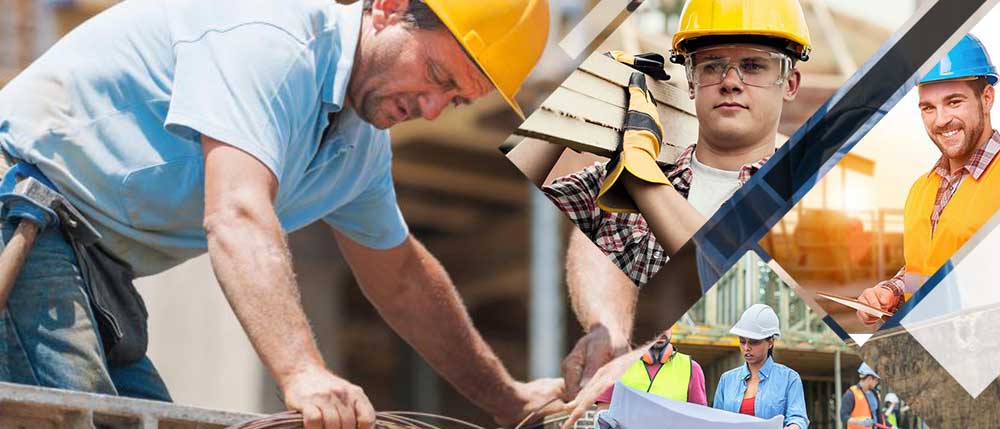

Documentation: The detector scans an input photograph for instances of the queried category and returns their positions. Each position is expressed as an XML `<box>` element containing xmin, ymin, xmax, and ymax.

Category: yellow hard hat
<box><xmin>424</xmin><ymin>0</ymin><xmax>550</xmax><ymax>119</ymax></box>
<box><xmin>671</xmin><ymin>0</ymin><xmax>812</xmax><ymax>63</ymax></box>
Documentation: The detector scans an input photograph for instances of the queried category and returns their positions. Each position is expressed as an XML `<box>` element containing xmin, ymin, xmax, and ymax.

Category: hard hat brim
<box><xmin>729</xmin><ymin>327</ymin><xmax>777</xmax><ymax>340</ymax></box>
<box><xmin>918</xmin><ymin>74</ymin><xmax>999</xmax><ymax>87</ymax></box>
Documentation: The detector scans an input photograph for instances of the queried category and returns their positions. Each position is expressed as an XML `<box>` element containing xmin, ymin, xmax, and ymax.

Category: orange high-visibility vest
<box><xmin>847</xmin><ymin>385</ymin><xmax>873</xmax><ymax>429</ymax></box>
<box><xmin>903</xmin><ymin>155</ymin><xmax>1000</xmax><ymax>284</ymax></box>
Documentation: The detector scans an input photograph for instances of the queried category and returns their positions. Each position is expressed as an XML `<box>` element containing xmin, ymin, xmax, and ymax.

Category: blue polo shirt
<box><xmin>713</xmin><ymin>356</ymin><xmax>810</xmax><ymax>428</ymax></box>
<box><xmin>0</xmin><ymin>0</ymin><xmax>408</xmax><ymax>276</ymax></box>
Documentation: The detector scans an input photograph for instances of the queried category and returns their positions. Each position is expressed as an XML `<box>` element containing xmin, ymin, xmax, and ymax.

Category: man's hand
<box><xmin>857</xmin><ymin>285</ymin><xmax>900</xmax><ymax>325</ymax></box>
<box><xmin>281</xmin><ymin>365</ymin><xmax>376</xmax><ymax>429</ymax></box>
<box><xmin>495</xmin><ymin>378</ymin><xmax>566</xmax><ymax>427</ymax></box>
<box><xmin>561</xmin><ymin>347</ymin><xmax>646</xmax><ymax>429</ymax></box>
<box><xmin>561</xmin><ymin>325</ymin><xmax>630</xmax><ymax>400</ymax></box>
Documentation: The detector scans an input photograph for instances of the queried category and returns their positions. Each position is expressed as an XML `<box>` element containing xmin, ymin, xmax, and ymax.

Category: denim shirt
<box><xmin>713</xmin><ymin>357</ymin><xmax>809</xmax><ymax>428</ymax></box>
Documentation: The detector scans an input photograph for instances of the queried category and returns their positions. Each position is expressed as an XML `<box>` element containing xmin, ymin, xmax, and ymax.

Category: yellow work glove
<box><xmin>596</xmin><ymin>72</ymin><xmax>672</xmax><ymax>213</ymax></box>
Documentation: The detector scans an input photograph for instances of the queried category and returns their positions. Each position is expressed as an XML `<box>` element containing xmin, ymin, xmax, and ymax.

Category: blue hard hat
<box><xmin>858</xmin><ymin>362</ymin><xmax>879</xmax><ymax>378</ymax></box>
<box><xmin>920</xmin><ymin>34</ymin><xmax>999</xmax><ymax>86</ymax></box>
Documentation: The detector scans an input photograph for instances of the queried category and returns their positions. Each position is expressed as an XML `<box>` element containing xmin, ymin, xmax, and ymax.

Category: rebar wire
<box><xmin>512</xmin><ymin>398</ymin><xmax>560</xmax><ymax>429</ymax></box>
<box><xmin>227</xmin><ymin>410</ymin><xmax>498</xmax><ymax>429</ymax></box>
<box><xmin>225</xmin><ymin>395</ymin><xmax>566</xmax><ymax>429</ymax></box>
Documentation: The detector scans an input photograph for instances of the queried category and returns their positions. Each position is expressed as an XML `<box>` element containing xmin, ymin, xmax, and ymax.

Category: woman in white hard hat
<box><xmin>713</xmin><ymin>304</ymin><xmax>809</xmax><ymax>429</ymax></box>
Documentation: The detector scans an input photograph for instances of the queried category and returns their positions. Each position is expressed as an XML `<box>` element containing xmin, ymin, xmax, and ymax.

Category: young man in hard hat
<box><xmin>593</xmin><ymin>327</ymin><xmax>707</xmax><ymax>407</ymax></box>
<box><xmin>713</xmin><ymin>304</ymin><xmax>808</xmax><ymax>429</ymax></box>
<box><xmin>840</xmin><ymin>363</ymin><xmax>882</xmax><ymax>429</ymax></box>
<box><xmin>856</xmin><ymin>34</ymin><xmax>1000</xmax><ymax>325</ymax></box>
<box><xmin>0</xmin><ymin>1</ymin><xmax>558</xmax><ymax>427</ymax></box>
<box><xmin>509</xmin><ymin>0</ymin><xmax>811</xmax><ymax>419</ymax></box>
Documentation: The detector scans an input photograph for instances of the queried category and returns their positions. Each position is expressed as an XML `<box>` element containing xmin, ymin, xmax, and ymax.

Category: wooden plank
<box><xmin>514</xmin><ymin>109</ymin><xmax>620</xmax><ymax>157</ymax></box>
<box><xmin>577</xmin><ymin>54</ymin><xmax>696</xmax><ymax>115</ymax></box>
<box><xmin>516</xmin><ymin>51</ymin><xmax>701</xmax><ymax>159</ymax></box>
<box><xmin>519</xmin><ymin>87</ymin><xmax>698</xmax><ymax>159</ymax></box>
<box><xmin>546</xmin><ymin>86</ymin><xmax>699</xmax><ymax>149</ymax></box>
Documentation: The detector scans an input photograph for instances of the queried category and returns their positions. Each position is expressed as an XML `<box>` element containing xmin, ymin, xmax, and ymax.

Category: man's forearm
<box><xmin>506</xmin><ymin>139</ymin><xmax>566</xmax><ymax>188</ymax></box>
<box><xmin>623</xmin><ymin>176</ymin><xmax>706</xmax><ymax>255</ymax></box>
<box><xmin>566</xmin><ymin>228</ymin><xmax>636</xmax><ymax>339</ymax></box>
<box><xmin>356</xmin><ymin>238</ymin><xmax>521</xmax><ymax>418</ymax></box>
<box><xmin>205</xmin><ymin>208</ymin><xmax>325</xmax><ymax>386</ymax></box>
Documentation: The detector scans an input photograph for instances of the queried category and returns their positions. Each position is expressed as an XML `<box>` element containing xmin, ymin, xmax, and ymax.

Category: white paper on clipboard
<box><xmin>603</xmin><ymin>382</ymin><xmax>783</xmax><ymax>429</ymax></box>
<box><xmin>814</xmin><ymin>291</ymin><xmax>894</xmax><ymax>319</ymax></box>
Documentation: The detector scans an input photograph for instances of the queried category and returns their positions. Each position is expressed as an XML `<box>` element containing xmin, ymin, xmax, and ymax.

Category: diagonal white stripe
<box><xmin>558</xmin><ymin>0</ymin><xmax>638</xmax><ymax>60</ymax></box>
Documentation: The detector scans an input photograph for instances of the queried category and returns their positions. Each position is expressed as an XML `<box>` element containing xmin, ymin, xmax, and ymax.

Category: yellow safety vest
<box><xmin>619</xmin><ymin>351</ymin><xmax>691</xmax><ymax>401</ymax></box>
<box><xmin>886</xmin><ymin>409</ymin><xmax>898</xmax><ymax>427</ymax></box>
<box><xmin>903</xmin><ymin>155</ymin><xmax>1000</xmax><ymax>292</ymax></box>
<box><xmin>847</xmin><ymin>385</ymin><xmax>873</xmax><ymax>429</ymax></box>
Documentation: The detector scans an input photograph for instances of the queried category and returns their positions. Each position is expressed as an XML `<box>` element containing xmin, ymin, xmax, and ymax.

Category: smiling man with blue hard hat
<box><xmin>0</xmin><ymin>0</ymin><xmax>560</xmax><ymax>428</ymax></box>
<box><xmin>857</xmin><ymin>33</ymin><xmax>1000</xmax><ymax>325</ymax></box>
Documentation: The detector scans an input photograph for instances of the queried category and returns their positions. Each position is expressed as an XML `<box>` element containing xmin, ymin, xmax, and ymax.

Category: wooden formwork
<box><xmin>0</xmin><ymin>382</ymin><xmax>260</xmax><ymax>429</ymax></box>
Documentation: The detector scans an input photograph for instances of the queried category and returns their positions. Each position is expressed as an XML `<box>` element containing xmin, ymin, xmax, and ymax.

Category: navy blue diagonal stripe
<box><xmin>634</xmin><ymin>0</ymin><xmax>998</xmax><ymax>338</ymax></box>
<box><xmin>682</xmin><ymin>0</ymin><xmax>998</xmax><ymax>289</ymax></box>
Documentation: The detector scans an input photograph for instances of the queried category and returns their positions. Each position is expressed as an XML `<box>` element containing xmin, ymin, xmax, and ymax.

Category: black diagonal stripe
<box><xmin>624</xmin><ymin>110</ymin><xmax>663</xmax><ymax>144</ymax></box>
<box><xmin>696</xmin><ymin>0</ymin><xmax>996</xmax><ymax>286</ymax></box>
<box><xmin>636</xmin><ymin>0</ymin><xmax>996</xmax><ymax>339</ymax></box>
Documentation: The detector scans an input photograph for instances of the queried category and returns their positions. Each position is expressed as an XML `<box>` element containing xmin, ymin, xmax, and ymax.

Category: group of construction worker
<box><xmin>591</xmin><ymin>304</ymin><xmax>914</xmax><ymax>429</ymax></box>
<box><xmin>2</xmin><ymin>0</ymin><xmax>999</xmax><ymax>426</ymax></box>
<box><xmin>841</xmin><ymin>363</ymin><xmax>908</xmax><ymax>429</ymax></box>
<box><xmin>518</xmin><ymin>0</ymin><xmax>1000</xmax><ymax>424</ymax></box>
<box><xmin>511</xmin><ymin>0</ymin><xmax>816</xmax><ymax>424</ymax></box>
<box><xmin>590</xmin><ymin>304</ymin><xmax>808</xmax><ymax>428</ymax></box>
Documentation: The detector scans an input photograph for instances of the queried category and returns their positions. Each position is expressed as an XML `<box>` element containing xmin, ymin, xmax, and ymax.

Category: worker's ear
<box><xmin>370</xmin><ymin>0</ymin><xmax>411</xmax><ymax>31</ymax></box>
<box><xmin>982</xmin><ymin>83</ymin><xmax>995</xmax><ymax>112</ymax></box>
<box><xmin>783</xmin><ymin>68</ymin><xmax>801</xmax><ymax>102</ymax></box>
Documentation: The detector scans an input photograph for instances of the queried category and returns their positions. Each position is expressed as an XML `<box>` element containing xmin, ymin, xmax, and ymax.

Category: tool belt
<box><xmin>0</xmin><ymin>151</ymin><xmax>149</xmax><ymax>366</ymax></box>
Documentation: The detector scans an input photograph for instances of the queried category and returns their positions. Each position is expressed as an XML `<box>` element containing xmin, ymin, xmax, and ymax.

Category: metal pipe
<box><xmin>835</xmin><ymin>350</ymin><xmax>843</xmax><ymax>429</ymax></box>
<box><xmin>529</xmin><ymin>186</ymin><xmax>565</xmax><ymax>379</ymax></box>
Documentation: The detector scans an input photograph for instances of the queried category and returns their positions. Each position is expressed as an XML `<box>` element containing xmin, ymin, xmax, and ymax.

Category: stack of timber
<box><xmin>513</xmin><ymin>52</ymin><xmax>698</xmax><ymax>163</ymax></box>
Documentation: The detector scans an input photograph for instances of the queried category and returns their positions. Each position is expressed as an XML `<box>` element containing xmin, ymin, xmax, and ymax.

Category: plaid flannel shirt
<box><xmin>543</xmin><ymin>144</ymin><xmax>768</xmax><ymax>286</ymax></box>
<box><xmin>879</xmin><ymin>130</ymin><xmax>1000</xmax><ymax>302</ymax></box>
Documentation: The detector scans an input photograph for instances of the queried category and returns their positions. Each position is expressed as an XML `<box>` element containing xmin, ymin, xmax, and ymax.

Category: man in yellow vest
<box><xmin>857</xmin><ymin>33</ymin><xmax>1000</xmax><ymax>324</ymax></box>
<box><xmin>882</xmin><ymin>393</ymin><xmax>901</xmax><ymax>429</ymax></box>
<box><xmin>840</xmin><ymin>363</ymin><xmax>881</xmax><ymax>429</ymax></box>
<box><xmin>593</xmin><ymin>328</ymin><xmax>707</xmax><ymax>406</ymax></box>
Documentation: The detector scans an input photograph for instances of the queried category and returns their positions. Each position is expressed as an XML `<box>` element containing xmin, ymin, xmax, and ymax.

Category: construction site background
<box><xmin>0</xmin><ymin>1</ymin><xmax>931</xmax><ymax>428</ymax></box>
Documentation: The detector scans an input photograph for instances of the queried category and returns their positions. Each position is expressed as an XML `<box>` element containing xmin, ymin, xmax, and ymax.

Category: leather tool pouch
<box><xmin>70</xmin><ymin>235</ymin><xmax>150</xmax><ymax>366</ymax></box>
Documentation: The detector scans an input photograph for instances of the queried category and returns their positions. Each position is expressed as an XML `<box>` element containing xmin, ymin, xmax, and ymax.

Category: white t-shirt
<box><xmin>687</xmin><ymin>152</ymin><xmax>742</xmax><ymax>217</ymax></box>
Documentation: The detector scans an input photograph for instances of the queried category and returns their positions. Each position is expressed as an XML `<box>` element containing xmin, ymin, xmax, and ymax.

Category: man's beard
<box><xmin>933</xmin><ymin>102</ymin><xmax>986</xmax><ymax>163</ymax></box>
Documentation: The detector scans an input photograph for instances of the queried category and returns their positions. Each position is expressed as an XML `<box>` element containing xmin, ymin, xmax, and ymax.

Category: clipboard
<box><xmin>814</xmin><ymin>291</ymin><xmax>894</xmax><ymax>319</ymax></box>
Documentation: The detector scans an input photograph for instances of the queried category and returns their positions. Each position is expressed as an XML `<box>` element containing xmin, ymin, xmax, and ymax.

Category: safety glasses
<box><xmin>685</xmin><ymin>46</ymin><xmax>793</xmax><ymax>88</ymax></box>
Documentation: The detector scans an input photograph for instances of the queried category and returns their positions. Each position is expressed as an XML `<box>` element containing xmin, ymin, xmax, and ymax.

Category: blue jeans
<box><xmin>0</xmin><ymin>223</ymin><xmax>171</xmax><ymax>401</ymax></box>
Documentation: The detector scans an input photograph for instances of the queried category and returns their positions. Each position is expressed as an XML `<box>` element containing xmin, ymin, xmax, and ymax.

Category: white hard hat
<box><xmin>859</xmin><ymin>362</ymin><xmax>880</xmax><ymax>378</ymax></box>
<box><xmin>885</xmin><ymin>393</ymin><xmax>899</xmax><ymax>404</ymax></box>
<box><xmin>730</xmin><ymin>304</ymin><xmax>781</xmax><ymax>340</ymax></box>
